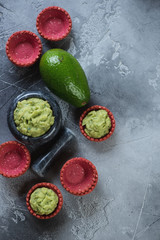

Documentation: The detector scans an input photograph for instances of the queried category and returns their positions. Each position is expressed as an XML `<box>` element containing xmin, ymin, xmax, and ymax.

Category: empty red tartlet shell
<box><xmin>26</xmin><ymin>182</ymin><xmax>63</xmax><ymax>219</ymax></box>
<box><xmin>79</xmin><ymin>105</ymin><xmax>116</xmax><ymax>142</ymax></box>
<box><xmin>0</xmin><ymin>141</ymin><xmax>31</xmax><ymax>178</ymax></box>
<box><xmin>60</xmin><ymin>157</ymin><xmax>98</xmax><ymax>196</ymax></box>
<box><xmin>6</xmin><ymin>31</ymin><xmax>42</xmax><ymax>67</ymax></box>
<box><xmin>36</xmin><ymin>6</ymin><xmax>72</xmax><ymax>41</ymax></box>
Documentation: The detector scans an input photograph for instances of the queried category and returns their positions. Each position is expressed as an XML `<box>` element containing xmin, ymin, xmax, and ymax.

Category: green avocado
<box><xmin>39</xmin><ymin>49</ymin><xmax>90</xmax><ymax>107</ymax></box>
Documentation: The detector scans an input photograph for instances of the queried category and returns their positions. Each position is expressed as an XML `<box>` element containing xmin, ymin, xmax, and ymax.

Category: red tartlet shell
<box><xmin>36</xmin><ymin>6</ymin><xmax>72</xmax><ymax>41</ymax></box>
<box><xmin>79</xmin><ymin>105</ymin><xmax>116</xmax><ymax>142</ymax></box>
<box><xmin>0</xmin><ymin>141</ymin><xmax>31</xmax><ymax>178</ymax></box>
<box><xmin>26</xmin><ymin>182</ymin><xmax>63</xmax><ymax>219</ymax></box>
<box><xmin>60</xmin><ymin>157</ymin><xmax>98</xmax><ymax>196</ymax></box>
<box><xmin>6</xmin><ymin>30</ymin><xmax>42</xmax><ymax>67</ymax></box>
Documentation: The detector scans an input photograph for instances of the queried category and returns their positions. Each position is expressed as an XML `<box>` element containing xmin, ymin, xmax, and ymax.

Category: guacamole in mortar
<box><xmin>14</xmin><ymin>98</ymin><xmax>54</xmax><ymax>137</ymax></box>
<box><xmin>82</xmin><ymin>109</ymin><xmax>111</xmax><ymax>138</ymax></box>
<box><xmin>30</xmin><ymin>187</ymin><xmax>58</xmax><ymax>215</ymax></box>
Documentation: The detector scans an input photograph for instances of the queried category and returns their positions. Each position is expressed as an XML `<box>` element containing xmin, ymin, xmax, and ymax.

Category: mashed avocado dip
<box><xmin>14</xmin><ymin>98</ymin><xmax>54</xmax><ymax>137</ymax></box>
<box><xmin>82</xmin><ymin>109</ymin><xmax>111</xmax><ymax>138</ymax></box>
<box><xmin>30</xmin><ymin>187</ymin><xmax>58</xmax><ymax>215</ymax></box>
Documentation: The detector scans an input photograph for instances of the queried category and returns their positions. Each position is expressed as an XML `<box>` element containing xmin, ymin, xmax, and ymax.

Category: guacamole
<box><xmin>82</xmin><ymin>109</ymin><xmax>111</xmax><ymax>138</ymax></box>
<box><xmin>29</xmin><ymin>187</ymin><xmax>59</xmax><ymax>215</ymax></box>
<box><xmin>14</xmin><ymin>98</ymin><xmax>54</xmax><ymax>137</ymax></box>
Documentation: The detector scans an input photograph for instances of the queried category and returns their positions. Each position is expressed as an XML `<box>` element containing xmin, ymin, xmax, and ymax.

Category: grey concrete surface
<box><xmin>0</xmin><ymin>0</ymin><xmax>160</xmax><ymax>239</ymax></box>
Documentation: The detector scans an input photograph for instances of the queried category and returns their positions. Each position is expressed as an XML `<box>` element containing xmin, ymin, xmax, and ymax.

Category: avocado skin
<box><xmin>39</xmin><ymin>49</ymin><xmax>90</xmax><ymax>107</ymax></box>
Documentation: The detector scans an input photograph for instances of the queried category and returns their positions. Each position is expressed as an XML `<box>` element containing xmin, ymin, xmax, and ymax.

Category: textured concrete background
<box><xmin>0</xmin><ymin>0</ymin><xmax>160</xmax><ymax>239</ymax></box>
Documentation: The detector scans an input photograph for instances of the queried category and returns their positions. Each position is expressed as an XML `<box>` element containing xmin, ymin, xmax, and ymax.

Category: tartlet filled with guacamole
<box><xmin>14</xmin><ymin>98</ymin><xmax>55</xmax><ymax>138</ymax></box>
<box><xmin>79</xmin><ymin>105</ymin><xmax>115</xmax><ymax>142</ymax></box>
<box><xmin>26</xmin><ymin>182</ymin><xmax>63</xmax><ymax>219</ymax></box>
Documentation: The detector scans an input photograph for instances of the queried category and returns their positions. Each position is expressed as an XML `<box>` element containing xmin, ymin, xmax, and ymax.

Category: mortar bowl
<box><xmin>7</xmin><ymin>91</ymin><xmax>74</xmax><ymax>177</ymax></box>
